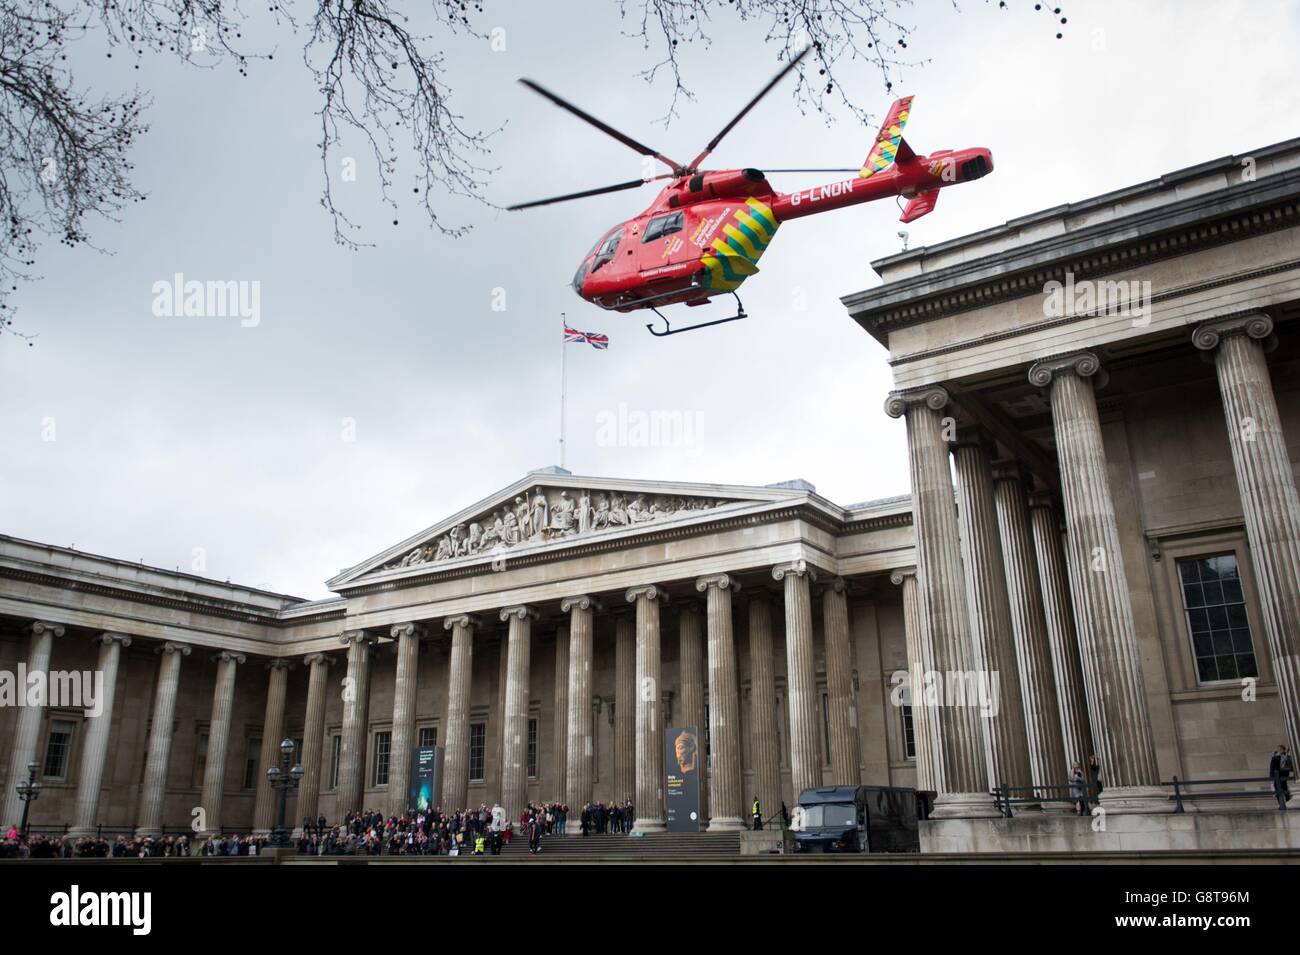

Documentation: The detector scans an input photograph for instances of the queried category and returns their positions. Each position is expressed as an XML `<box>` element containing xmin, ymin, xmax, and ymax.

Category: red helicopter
<box><xmin>510</xmin><ymin>48</ymin><xmax>993</xmax><ymax>336</ymax></box>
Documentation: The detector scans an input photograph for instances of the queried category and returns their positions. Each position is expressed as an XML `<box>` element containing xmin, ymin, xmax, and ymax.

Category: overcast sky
<box><xmin>3</xmin><ymin>0</ymin><xmax>1298</xmax><ymax>598</ymax></box>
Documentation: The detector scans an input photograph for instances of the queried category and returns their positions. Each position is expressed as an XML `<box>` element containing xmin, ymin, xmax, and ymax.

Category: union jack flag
<box><xmin>564</xmin><ymin>324</ymin><xmax>609</xmax><ymax>349</ymax></box>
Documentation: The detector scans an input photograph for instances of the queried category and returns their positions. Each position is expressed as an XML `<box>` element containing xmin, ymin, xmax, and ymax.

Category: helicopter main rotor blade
<box><xmin>685</xmin><ymin>47</ymin><xmax>810</xmax><ymax>173</ymax></box>
<box><xmin>518</xmin><ymin>79</ymin><xmax>685</xmax><ymax>173</ymax></box>
<box><xmin>506</xmin><ymin>178</ymin><xmax>652</xmax><ymax>211</ymax></box>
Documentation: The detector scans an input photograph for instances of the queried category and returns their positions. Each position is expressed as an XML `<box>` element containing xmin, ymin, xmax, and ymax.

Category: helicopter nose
<box><xmin>572</xmin><ymin>261</ymin><xmax>590</xmax><ymax>296</ymax></box>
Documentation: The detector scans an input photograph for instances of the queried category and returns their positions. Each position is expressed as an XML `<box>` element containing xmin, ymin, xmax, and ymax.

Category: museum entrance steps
<box><xmin>493</xmin><ymin>831</ymin><xmax>741</xmax><ymax>860</ymax></box>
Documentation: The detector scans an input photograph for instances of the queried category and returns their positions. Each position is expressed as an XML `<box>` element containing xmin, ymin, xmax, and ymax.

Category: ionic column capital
<box><xmin>772</xmin><ymin>560</ymin><xmax>817</xmax><ymax>583</ymax></box>
<box><xmin>29</xmin><ymin>620</ymin><xmax>65</xmax><ymax>639</ymax></box>
<box><xmin>340</xmin><ymin>629</ymin><xmax>376</xmax><ymax>646</ymax></box>
<box><xmin>818</xmin><ymin>576</ymin><xmax>847</xmax><ymax>596</ymax></box>
<box><xmin>889</xmin><ymin>567</ymin><xmax>918</xmax><ymax>586</ymax></box>
<box><xmin>1027</xmin><ymin>490</ymin><xmax>1057</xmax><ymax>512</ymax></box>
<box><xmin>443</xmin><ymin>613</ymin><xmax>481</xmax><ymax>631</ymax></box>
<box><xmin>1191</xmin><ymin>312</ymin><xmax>1274</xmax><ymax>351</ymax></box>
<box><xmin>695</xmin><ymin>573</ymin><xmax>741</xmax><ymax>593</ymax></box>
<box><xmin>560</xmin><ymin>595</ymin><xmax>600</xmax><ymax>613</ymax></box>
<box><xmin>390</xmin><ymin>621</ymin><xmax>424</xmax><ymax>640</ymax></box>
<box><xmin>94</xmin><ymin>631</ymin><xmax>132</xmax><ymax>648</ymax></box>
<box><xmin>1027</xmin><ymin>350</ymin><xmax>1107</xmax><ymax>388</ymax></box>
<box><xmin>991</xmin><ymin>460</ymin><xmax>1027</xmax><ymax>485</ymax></box>
<box><xmin>211</xmin><ymin>650</ymin><xmax>246</xmax><ymax>665</ymax></box>
<box><xmin>884</xmin><ymin>384</ymin><xmax>951</xmax><ymax>419</ymax></box>
<box><xmin>157</xmin><ymin>641</ymin><xmax>192</xmax><ymax>656</ymax></box>
<box><xmin>499</xmin><ymin>605</ymin><xmax>538</xmax><ymax>623</ymax></box>
<box><xmin>625</xmin><ymin>584</ymin><xmax>670</xmax><ymax>604</ymax></box>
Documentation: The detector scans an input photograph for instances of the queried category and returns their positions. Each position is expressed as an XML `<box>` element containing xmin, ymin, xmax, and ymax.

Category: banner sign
<box><xmin>664</xmin><ymin>725</ymin><xmax>701</xmax><ymax>832</ymax></box>
<box><xmin>409</xmin><ymin>745</ymin><xmax>443</xmax><ymax>813</ymax></box>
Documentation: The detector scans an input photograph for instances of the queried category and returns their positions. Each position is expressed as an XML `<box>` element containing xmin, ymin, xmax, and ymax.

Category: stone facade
<box><xmin>2</xmin><ymin>139</ymin><xmax>1298</xmax><ymax>853</ymax></box>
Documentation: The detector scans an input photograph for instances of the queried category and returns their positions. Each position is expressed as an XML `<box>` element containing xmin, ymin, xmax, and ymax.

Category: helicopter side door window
<box><xmin>642</xmin><ymin>212</ymin><xmax>684</xmax><ymax>243</ymax></box>
<box><xmin>592</xmin><ymin>229</ymin><xmax>623</xmax><ymax>272</ymax></box>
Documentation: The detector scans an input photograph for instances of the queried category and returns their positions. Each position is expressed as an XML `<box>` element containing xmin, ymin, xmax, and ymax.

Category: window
<box><xmin>373</xmin><ymin>731</ymin><xmax>392</xmax><ymax>786</ymax></box>
<box><xmin>418</xmin><ymin>727</ymin><xmax>437</xmax><ymax>749</ymax></box>
<box><xmin>469</xmin><ymin>723</ymin><xmax>486</xmax><ymax>782</ymax></box>
<box><xmin>527</xmin><ymin>718</ymin><xmax>538</xmax><ymax>779</ymax></box>
<box><xmin>902</xmin><ymin>705</ymin><xmax>916</xmax><ymax>759</ymax></box>
<box><xmin>329</xmin><ymin>735</ymin><xmax>342</xmax><ymax>790</ymax></box>
<box><xmin>43</xmin><ymin>720</ymin><xmax>75</xmax><ymax>780</ymax></box>
<box><xmin>642</xmin><ymin>212</ymin><xmax>684</xmax><ymax>243</ymax></box>
<box><xmin>193</xmin><ymin>733</ymin><xmax>209</xmax><ymax>789</ymax></box>
<box><xmin>1178</xmin><ymin>553</ymin><xmax>1258</xmax><ymax>682</ymax></box>
<box><xmin>244</xmin><ymin>736</ymin><xmax>262</xmax><ymax>790</ymax></box>
<box><xmin>592</xmin><ymin>228</ymin><xmax>623</xmax><ymax>271</ymax></box>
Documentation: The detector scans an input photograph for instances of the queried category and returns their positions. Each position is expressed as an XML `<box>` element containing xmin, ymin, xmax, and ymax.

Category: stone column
<box><xmin>1194</xmin><ymin>313</ymin><xmax>1300</xmax><ymax>751</ymax></box>
<box><xmin>774</xmin><ymin>559</ymin><xmax>821</xmax><ymax>798</ymax></box>
<box><xmin>613</xmin><ymin>612</ymin><xmax>635</xmax><ymax>802</ymax></box>
<box><xmin>1028</xmin><ymin>352</ymin><xmax>1164</xmax><ymax>810</ymax></box>
<box><xmin>386</xmin><ymin>622</ymin><xmax>422</xmax><ymax>817</ymax></box>
<box><xmin>951</xmin><ymin>431</ymin><xmax>1034</xmax><ymax>795</ymax></box>
<box><xmin>627</xmin><ymin>584</ymin><xmax>669</xmax><ymax>833</ymax></box>
<box><xmin>252</xmin><ymin>658</ymin><xmax>294</xmax><ymax>834</ymax></box>
<box><xmin>442</xmin><ymin>614</ymin><xmax>478</xmax><ymax>812</ymax></box>
<box><xmin>562</xmin><ymin>596</ymin><xmax>597</xmax><ymax>815</ymax></box>
<box><xmin>821</xmin><ymin>578</ymin><xmax>861</xmax><ymax>785</ymax></box>
<box><xmin>499</xmin><ymin>605</ymin><xmax>536</xmax><ymax>820</ymax></box>
<box><xmin>697</xmin><ymin>573</ymin><xmax>743</xmax><ymax>831</ymax></box>
<box><xmin>746</xmin><ymin>593</ymin><xmax>781</xmax><ymax>821</ymax></box>
<box><xmin>891</xmin><ymin>569</ymin><xmax>937</xmax><ymax>793</ymax></box>
<box><xmin>885</xmin><ymin>387</ymin><xmax>997</xmax><ymax>818</ymax></box>
<box><xmin>2</xmin><ymin>621</ymin><xmax>63</xmax><ymax>829</ymax></box>
<box><xmin>199</xmin><ymin>650</ymin><xmax>244</xmax><ymax>834</ymax></box>
<box><xmin>336</xmin><ymin>630</ymin><xmax>376</xmax><ymax>817</ymax></box>
<box><xmin>553</xmin><ymin>619</ymin><xmax>570</xmax><ymax>804</ymax></box>
<box><xmin>1027</xmin><ymin>494</ymin><xmax>1095</xmax><ymax>771</ymax></box>
<box><xmin>136</xmin><ymin>642</ymin><xmax>192</xmax><ymax>836</ymax></box>
<box><xmin>296</xmin><ymin>653</ymin><xmax>332</xmax><ymax>828</ymax></box>
<box><xmin>69</xmin><ymin>632</ymin><xmax>131</xmax><ymax>836</ymax></box>
<box><xmin>992</xmin><ymin>465</ymin><xmax>1069</xmax><ymax>795</ymax></box>
<box><xmin>677</xmin><ymin>600</ymin><xmax>708</xmax><ymax>823</ymax></box>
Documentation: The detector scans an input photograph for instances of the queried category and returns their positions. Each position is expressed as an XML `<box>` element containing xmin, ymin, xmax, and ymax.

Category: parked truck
<box><xmin>791</xmin><ymin>785</ymin><xmax>921</xmax><ymax>853</ymax></box>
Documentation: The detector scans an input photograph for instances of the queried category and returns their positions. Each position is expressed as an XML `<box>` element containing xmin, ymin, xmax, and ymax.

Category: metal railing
<box><xmin>1167</xmin><ymin>775</ymin><xmax>1284</xmax><ymax>813</ymax></box>
<box><xmin>993</xmin><ymin>782</ymin><xmax>1098</xmax><ymax>817</ymax></box>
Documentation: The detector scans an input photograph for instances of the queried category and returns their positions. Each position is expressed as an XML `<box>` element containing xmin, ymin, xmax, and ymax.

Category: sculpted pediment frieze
<box><xmin>379</xmin><ymin>486</ymin><xmax>733</xmax><ymax>573</ymax></box>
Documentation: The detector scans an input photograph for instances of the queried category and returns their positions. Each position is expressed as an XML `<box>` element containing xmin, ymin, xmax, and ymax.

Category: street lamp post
<box><xmin>267</xmin><ymin>738</ymin><xmax>304</xmax><ymax>849</ymax></box>
<box><xmin>15</xmin><ymin>761</ymin><xmax>42</xmax><ymax>838</ymax></box>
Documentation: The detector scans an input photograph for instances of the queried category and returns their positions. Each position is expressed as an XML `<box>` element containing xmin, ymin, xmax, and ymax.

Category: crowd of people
<box><xmin>0</xmin><ymin>829</ymin><xmax>266</xmax><ymax>858</ymax></box>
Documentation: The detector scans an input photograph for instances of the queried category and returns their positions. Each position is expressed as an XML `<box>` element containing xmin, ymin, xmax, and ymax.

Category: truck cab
<box><xmin>792</xmin><ymin>785</ymin><xmax>921</xmax><ymax>854</ymax></box>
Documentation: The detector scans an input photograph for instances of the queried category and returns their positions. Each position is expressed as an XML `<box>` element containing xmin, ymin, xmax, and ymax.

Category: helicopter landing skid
<box><xmin>645</xmin><ymin>292</ymin><xmax>748</xmax><ymax>337</ymax></box>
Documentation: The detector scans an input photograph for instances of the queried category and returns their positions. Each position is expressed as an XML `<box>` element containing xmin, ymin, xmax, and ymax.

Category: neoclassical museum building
<box><xmin>2</xmin><ymin>137</ymin><xmax>1298</xmax><ymax>854</ymax></box>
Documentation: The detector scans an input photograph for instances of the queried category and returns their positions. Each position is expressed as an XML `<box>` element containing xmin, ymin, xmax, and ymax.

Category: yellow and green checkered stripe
<box><xmin>860</xmin><ymin>96</ymin><xmax>913</xmax><ymax>179</ymax></box>
<box><xmin>701</xmin><ymin>197</ymin><xmax>779</xmax><ymax>292</ymax></box>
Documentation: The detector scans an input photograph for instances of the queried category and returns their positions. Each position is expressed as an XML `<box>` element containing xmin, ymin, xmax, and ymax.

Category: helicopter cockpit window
<box><xmin>592</xmin><ymin>228</ymin><xmax>623</xmax><ymax>271</ymax></box>
<box><xmin>642</xmin><ymin>212</ymin><xmax>684</xmax><ymax>243</ymax></box>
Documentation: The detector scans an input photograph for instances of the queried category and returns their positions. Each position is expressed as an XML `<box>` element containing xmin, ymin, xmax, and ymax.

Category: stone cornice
<box><xmin>844</xmin><ymin>164</ymin><xmax>1300</xmax><ymax>343</ymax></box>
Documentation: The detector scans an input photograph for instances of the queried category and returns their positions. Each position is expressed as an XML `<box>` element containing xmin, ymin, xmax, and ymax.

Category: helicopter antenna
<box><xmin>683</xmin><ymin>47</ymin><xmax>810</xmax><ymax>173</ymax></box>
<box><xmin>518</xmin><ymin>79</ymin><xmax>685</xmax><ymax>173</ymax></box>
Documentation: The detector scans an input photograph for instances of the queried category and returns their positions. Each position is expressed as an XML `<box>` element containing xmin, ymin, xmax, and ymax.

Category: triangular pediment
<box><xmin>328</xmin><ymin>471</ymin><xmax>818</xmax><ymax>590</ymax></box>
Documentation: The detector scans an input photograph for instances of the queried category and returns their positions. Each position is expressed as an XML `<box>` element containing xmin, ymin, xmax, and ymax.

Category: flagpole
<box><xmin>559</xmin><ymin>312</ymin><xmax>567</xmax><ymax>470</ymax></box>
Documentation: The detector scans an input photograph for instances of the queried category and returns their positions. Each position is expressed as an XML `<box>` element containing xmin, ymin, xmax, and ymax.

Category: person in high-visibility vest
<box><xmin>474</xmin><ymin>835</ymin><xmax>486</xmax><ymax>855</ymax></box>
<box><xmin>751</xmin><ymin>797</ymin><xmax>762</xmax><ymax>831</ymax></box>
